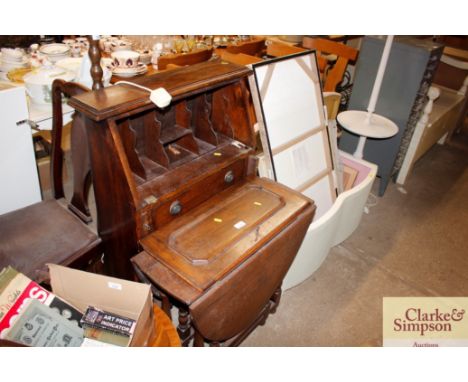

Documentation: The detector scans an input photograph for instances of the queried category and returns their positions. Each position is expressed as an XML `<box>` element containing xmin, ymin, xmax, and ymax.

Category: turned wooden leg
<box><xmin>270</xmin><ymin>286</ymin><xmax>282</xmax><ymax>314</ymax></box>
<box><xmin>177</xmin><ymin>306</ymin><xmax>192</xmax><ymax>346</ymax></box>
<box><xmin>161</xmin><ymin>294</ymin><xmax>172</xmax><ymax>320</ymax></box>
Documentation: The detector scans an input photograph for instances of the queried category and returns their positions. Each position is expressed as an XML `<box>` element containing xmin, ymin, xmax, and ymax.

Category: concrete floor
<box><xmin>242</xmin><ymin>129</ymin><xmax>468</xmax><ymax>346</ymax></box>
<box><xmin>54</xmin><ymin>124</ymin><xmax>467</xmax><ymax>347</ymax></box>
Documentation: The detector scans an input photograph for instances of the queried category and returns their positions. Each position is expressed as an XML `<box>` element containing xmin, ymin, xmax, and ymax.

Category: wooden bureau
<box><xmin>69</xmin><ymin>60</ymin><xmax>315</xmax><ymax>345</ymax></box>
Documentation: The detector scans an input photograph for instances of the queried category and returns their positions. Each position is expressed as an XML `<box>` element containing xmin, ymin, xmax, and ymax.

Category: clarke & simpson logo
<box><xmin>383</xmin><ymin>297</ymin><xmax>468</xmax><ymax>347</ymax></box>
<box><xmin>393</xmin><ymin>307</ymin><xmax>465</xmax><ymax>336</ymax></box>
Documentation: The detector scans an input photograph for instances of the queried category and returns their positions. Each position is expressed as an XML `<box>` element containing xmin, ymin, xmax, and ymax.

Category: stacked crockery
<box><xmin>39</xmin><ymin>43</ymin><xmax>71</xmax><ymax>63</ymax></box>
<box><xmin>110</xmin><ymin>39</ymin><xmax>133</xmax><ymax>52</ymax></box>
<box><xmin>100</xmin><ymin>36</ymin><xmax>119</xmax><ymax>53</ymax></box>
<box><xmin>23</xmin><ymin>66</ymin><xmax>75</xmax><ymax>105</ymax></box>
<box><xmin>0</xmin><ymin>48</ymin><xmax>30</xmax><ymax>72</ymax></box>
<box><xmin>109</xmin><ymin>50</ymin><xmax>147</xmax><ymax>78</ymax></box>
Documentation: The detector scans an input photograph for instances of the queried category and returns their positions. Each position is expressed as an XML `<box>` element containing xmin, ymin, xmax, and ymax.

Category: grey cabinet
<box><xmin>338</xmin><ymin>36</ymin><xmax>443</xmax><ymax>196</ymax></box>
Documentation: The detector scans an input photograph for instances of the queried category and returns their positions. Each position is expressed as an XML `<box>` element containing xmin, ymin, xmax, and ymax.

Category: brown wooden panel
<box><xmin>131</xmin><ymin>252</ymin><xmax>202</xmax><ymax>305</ymax></box>
<box><xmin>266</xmin><ymin>40</ymin><xmax>307</xmax><ymax>57</ymax></box>
<box><xmin>87</xmin><ymin>118</ymin><xmax>139</xmax><ymax>278</ymax></box>
<box><xmin>157</xmin><ymin>48</ymin><xmax>213</xmax><ymax>70</ymax></box>
<box><xmin>220</xmin><ymin>51</ymin><xmax>263</xmax><ymax>65</ymax></box>
<box><xmin>141</xmin><ymin>178</ymin><xmax>313</xmax><ymax>291</ymax></box>
<box><xmin>150</xmin><ymin>157</ymin><xmax>248</xmax><ymax>229</ymax></box>
<box><xmin>212</xmin><ymin>82</ymin><xmax>256</xmax><ymax>148</ymax></box>
<box><xmin>225</xmin><ymin>38</ymin><xmax>266</xmax><ymax>57</ymax></box>
<box><xmin>175</xmin><ymin>100</ymin><xmax>192</xmax><ymax>129</ymax></box>
<box><xmin>192</xmin><ymin>93</ymin><xmax>218</xmax><ymax>145</ymax></box>
<box><xmin>144</xmin><ymin>111</ymin><xmax>170</xmax><ymax>168</ymax></box>
<box><xmin>69</xmin><ymin>61</ymin><xmax>252</xmax><ymax>121</ymax></box>
<box><xmin>168</xmin><ymin>185</ymin><xmax>285</xmax><ymax>264</ymax></box>
<box><xmin>189</xmin><ymin>204</ymin><xmax>315</xmax><ymax>342</ymax></box>
<box><xmin>119</xmin><ymin>119</ymin><xmax>147</xmax><ymax>179</ymax></box>
<box><xmin>136</xmin><ymin>140</ymin><xmax>251</xmax><ymax>201</ymax></box>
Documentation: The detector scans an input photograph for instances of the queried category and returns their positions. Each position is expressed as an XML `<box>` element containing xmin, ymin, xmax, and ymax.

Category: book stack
<box><xmin>80</xmin><ymin>306</ymin><xmax>136</xmax><ymax>346</ymax></box>
<box><xmin>0</xmin><ymin>266</ymin><xmax>84</xmax><ymax>346</ymax></box>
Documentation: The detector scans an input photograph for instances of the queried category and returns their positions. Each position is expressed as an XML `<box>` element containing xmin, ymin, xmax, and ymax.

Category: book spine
<box><xmin>0</xmin><ymin>275</ymin><xmax>54</xmax><ymax>337</ymax></box>
<box><xmin>82</xmin><ymin>322</ymin><xmax>135</xmax><ymax>337</ymax></box>
<box><xmin>0</xmin><ymin>267</ymin><xmax>19</xmax><ymax>294</ymax></box>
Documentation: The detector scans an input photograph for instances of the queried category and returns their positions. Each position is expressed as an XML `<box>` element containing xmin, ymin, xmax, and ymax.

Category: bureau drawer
<box><xmin>151</xmin><ymin>157</ymin><xmax>248</xmax><ymax>229</ymax></box>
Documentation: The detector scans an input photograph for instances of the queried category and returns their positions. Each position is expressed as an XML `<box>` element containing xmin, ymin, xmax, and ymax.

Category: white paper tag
<box><xmin>234</xmin><ymin>220</ymin><xmax>247</xmax><ymax>229</ymax></box>
<box><xmin>107</xmin><ymin>281</ymin><xmax>122</xmax><ymax>291</ymax></box>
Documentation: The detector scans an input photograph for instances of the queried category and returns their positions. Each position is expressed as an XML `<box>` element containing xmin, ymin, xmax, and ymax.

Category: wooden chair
<box><xmin>224</xmin><ymin>37</ymin><xmax>266</xmax><ymax>57</ymax></box>
<box><xmin>157</xmin><ymin>48</ymin><xmax>214</xmax><ymax>70</ymax></box>
<box><xmin>266</xmin><ymin>40</ymin><xmax>307</xmax><ymax>57</ymax></box>
<box><xmin>218</xmin><ymin>51</ymin><xmax>263</xmax><ymax>66</ymax></box>
<box><xmin>302</xmin><ymin>37</ymin><xmax>359</xmax><ymax>92</ymax></box>
<box><xmin>266</xmin><ymin>40</ymin><xmax>328</xmax><ymax>74</ymax></box>
<box><xmin>0</xmin><ymin>80</ymin><xmax>102</xmax><ymax>283</ymax></box>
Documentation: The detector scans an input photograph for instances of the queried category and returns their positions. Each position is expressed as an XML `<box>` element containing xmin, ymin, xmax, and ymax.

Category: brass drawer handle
<box><xmin>224</xmin><ymin>170</ymin><xmax>234</xmax><ymax>184</ymax></box>
<box><xmin>169</xmin><ymin>201</ymin><xmax>182</xmax><ymax>216</ymax></box>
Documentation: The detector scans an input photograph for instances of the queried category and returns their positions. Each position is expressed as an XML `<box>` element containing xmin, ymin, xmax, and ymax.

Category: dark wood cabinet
<box><xmin>69</xmin><ymin>60</ymin><xmax>315</xmax><ymax>345</ymax></box>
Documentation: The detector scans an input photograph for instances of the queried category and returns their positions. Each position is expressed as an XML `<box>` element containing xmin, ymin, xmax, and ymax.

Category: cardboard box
<box><xmin>48</xmin><ymin>264</ymin><xmax>154</xmax><ymax>347</ymax></box>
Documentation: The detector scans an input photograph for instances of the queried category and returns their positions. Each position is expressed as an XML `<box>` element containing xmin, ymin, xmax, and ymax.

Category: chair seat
<box><xmin>0</xmin><ymin>199</ymin><xmax>101</xmax><ymax>282</ymax></box>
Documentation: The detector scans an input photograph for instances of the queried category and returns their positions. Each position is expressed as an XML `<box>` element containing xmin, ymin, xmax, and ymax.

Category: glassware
<box><xmin>186</xmin><ymin>36</ymin><xmax>196</xmax><ymax>52</ymax></box>
<box><xmin>162</xmin><ymin>36</ymin><xmax>174</xmax><ymax>55</ymax></box>
<box><xmin>174</xmin><ymin>38</ymin><xmax>185</xmax><ymax>54</ymax></box>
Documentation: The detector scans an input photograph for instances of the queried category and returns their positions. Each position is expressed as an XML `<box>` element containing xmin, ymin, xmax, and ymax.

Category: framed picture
<box><xmin>342</xmin><ymin>165</ymin><xmax>358</xmax><ymax>191</ymax></box>
<box><xmin>250</xmin><ymin>51</ymin><xmax>337</xmax><ymax>220</ymax></box>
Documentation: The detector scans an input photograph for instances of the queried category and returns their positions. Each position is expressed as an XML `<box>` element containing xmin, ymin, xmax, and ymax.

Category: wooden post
<box><xmin>88</xmin><ymin>36</ymin><xmax>103</xmax><ymax>90</ymax></box>
<box><xmin>396</xmin><ymin>86</ymin><xmax>440</xmax><ymax>185</ymax></box>
<box><xmin>177</xmin><ymin>306</ymin><xmax>192</xmax><ymax>346</ymax></box>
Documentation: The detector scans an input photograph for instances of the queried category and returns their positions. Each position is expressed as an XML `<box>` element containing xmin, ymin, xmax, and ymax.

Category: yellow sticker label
<box><xmin>213</xmin><ymin>152</ymin><xmax>222</xmax><ymax>157</ymax></box>
<box><xmin>253</xmin><ymin>202</ymin><xmax>262</xmax><ymax>206</ymax></box>
<box><xmin>213</xmin><ymin>218</ymin><xmax>223</xmax><ymax>223</ymax></box>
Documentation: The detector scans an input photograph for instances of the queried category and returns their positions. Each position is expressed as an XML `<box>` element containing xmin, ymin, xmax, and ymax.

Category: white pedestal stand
<box><xmin>338</xmin><ymin>35</ymin><xmax>399</xmax><ymax>159</ymax></box>
<box><xmin>337</xmin><ymin>110</ymin><xmax>398</xmax><ymax>158</ymax></box>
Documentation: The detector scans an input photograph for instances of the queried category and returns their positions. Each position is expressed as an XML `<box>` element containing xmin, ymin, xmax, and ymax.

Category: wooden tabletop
<box><xmin>217</xmin><ymin>51</ymin><xmax>263</xmax><ymax>65</ymax></box>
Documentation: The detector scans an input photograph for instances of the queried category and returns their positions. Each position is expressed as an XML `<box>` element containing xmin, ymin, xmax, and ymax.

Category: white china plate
<box><xmin>1</xmin><ymin>55</ymin><xmax>29</xmax><ymax>65</ymax></box>
<box><xmin>111</xmin><ymin>63</ymin><xmax>147</xmax><ymax>77</ymax></box>
<box><xmin>39</xmin><ymin>43</ymin><xmax>70</xmax><ymax>55</ymax></box>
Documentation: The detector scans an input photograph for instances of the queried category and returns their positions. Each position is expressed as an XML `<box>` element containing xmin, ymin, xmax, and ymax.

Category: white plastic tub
<box><xmin>282</xmin><ymin>151</ymin><xmax>377</xmax><ymax>290</ymax></box>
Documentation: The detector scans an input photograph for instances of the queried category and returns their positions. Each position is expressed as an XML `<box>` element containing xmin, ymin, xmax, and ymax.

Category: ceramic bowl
<box><xmin>55</xmin><ymin>57</ymin><xmax>83</xmax><ymax>76</ymax></box>
<box><xmin>62</xmin><ymin>38</ymin><xmax>76</xmax><ymax>46</ymax></box>
<box><xmin>111</xmin><ymin>40</ymin><xmax>133</xmax><ymax>52</ymax></box>
<box><xmin>70</xmin><ymin>43</ymin><xmax>82</xmax><ymax>57</ymax></box>
<box><xmin>1</xmin><ymin>48</ymin><xmax>25</xmax><ymax>62</ymax></box>
<box><xmin>0</xmin><ymin>57</ymin><xmax>29</xmax><ymax>72</ymax></box>
<box><xmin>23</xmin><ymin>66</ymin><xmax>75</xmax><ymax>105</ymax></box>
<box><xmin>56</xmin><ymin>57</ymin><xmax>112</xmax><ymax>88</ymax></box>
<box><xmin>138</xmin><ymin>50</ymin><xmax>152</xmax><ymax>65</ymax></box>
<box><xmin>75</xmin><ymin>37</ymin><xmax>88</xmax><ymax>44</ymax></box>
<box><xmin>39</xmin><ymin>43</ymin><xmax>71</xmax><ymax>62</ymax></box>
<box><xmin>111</xmin><ymin>50</ymin><xmax>140</xmax><ymax>68</ymax></box>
